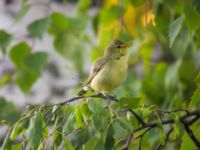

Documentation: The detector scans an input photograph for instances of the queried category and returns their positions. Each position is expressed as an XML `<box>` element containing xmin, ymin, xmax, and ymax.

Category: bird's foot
<box><xmin>98</xmin><ymin>92</ymin><xmax>118</xmax><ymax>102</ymax></box>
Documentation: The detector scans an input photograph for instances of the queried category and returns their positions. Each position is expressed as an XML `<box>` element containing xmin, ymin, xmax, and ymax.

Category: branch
<box><xmin>60</xmin><ymin>93</ymin><xmax>118</xmax><ymax>105</ymax></box>
<box><xmin>182</xmin><ymin>120</ymin><xmax>200</xmax><ymax>147</ymax></box>
<box><xmin>156</xmin><ymin>127</ymin><xmax>174</xmax><ymax>150</ymax></box>
<box><xmin>187</xmin><ymin>115</ymin><xmax>200</xmax><ymax>125</ymax></box>
<box><xmin>122</xmin><ymin>133</ymin><xmax>133</xmax><ymax>150</ymax></box>
<box><xmin>137</xmin><ymin>128</ymin><xmax>151</xmax><ymax>150</ymax></box>
<box><xmin>156</xmin><ymin>109</ymin><xmax>190</xmax><ymax>114</ymax></box>
<box><xmin>124</xmin><ymin>109</ymin><xmax>200</xmax><ymax>149</ymax></box>
<box><xmin>45</xmin><ymin>93</ymin><xmax>118</xmax><ymax>126</ymax></box>
<box><xmin>126</xmin><ymin>109</ymin><xmax>146</xmax><ymax>126</ymax></box>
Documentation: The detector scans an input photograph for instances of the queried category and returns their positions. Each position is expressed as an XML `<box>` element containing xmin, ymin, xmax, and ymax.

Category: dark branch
<box><xmin>127</xmin><ymin>109</ymin><xmax>146</xmax><ymax>126</ymax></box>
<box><xmin>187</xmin><ymin>115</ymin><xmax>200</xmax><ymax>125</ymax></box>
<box><xmin>124</xmin><ymin>109</ymin><xmax>200</xmax><ymax>149</ymax></box>
<box><xmin>122</xmin><ymin>132</ymin><xmax>133</xmax><ymax>150</ymax></box>
<box><xmin>156</xmin><ymin>127</ymin><xmax>174</xmax><ymax>150</ymax></box>
<box><xmin>119</xmin><ymin>109</ymin><xmax>146</xmax><ymax>126</ymax></box>
<box><xmin>45</xmin><ymin>94</ymin><xmax>118</xmax><ymax>126</ymax></box>
<box><xmin>138</xmin><ymin>128</ymin><xmax>151</xmax><ymax>150</ymax></box>
<box><xmin>156</xmin><ymin>109</ymin><xmax>190</xmax><ymax>114</ymax></box>
<box><xmin>182</xmin><ymin>120</ymin><xmax>200</xmax><ymax>147</ymax></box>
<box><xmin>60</xmin><ymin>93</ymin><xmax>118</xmax><ymax>105</ymax></box>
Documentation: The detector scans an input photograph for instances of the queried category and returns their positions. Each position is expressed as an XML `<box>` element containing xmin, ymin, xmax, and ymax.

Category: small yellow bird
<box><xmin>78</xmin><ymin>39</ymin><xmax>132</xmax><ymax>96</ymax></box>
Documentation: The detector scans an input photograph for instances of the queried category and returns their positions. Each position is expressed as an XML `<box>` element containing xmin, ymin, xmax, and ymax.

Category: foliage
<box><xmin>1</xmin><ymin>0</ymin><xmax>200</xmax><ymax>149</ymax></box>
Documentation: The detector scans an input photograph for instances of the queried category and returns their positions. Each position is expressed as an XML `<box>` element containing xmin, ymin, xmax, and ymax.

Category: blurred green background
<box><xmin>0</xmin><ymin>0</ymin><xmax>200</xmax><ymax>149</ymax></box>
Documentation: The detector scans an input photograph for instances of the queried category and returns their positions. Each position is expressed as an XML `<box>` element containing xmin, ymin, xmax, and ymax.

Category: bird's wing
<box><xmin>86</xmin><ymin>57</ymin><xmax>109</xmax><ymax>84</ymax></box>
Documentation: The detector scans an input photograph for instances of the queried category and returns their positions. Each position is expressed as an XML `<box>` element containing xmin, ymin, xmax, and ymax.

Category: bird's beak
<box><xmin>122</xmin><ymin>41</ymin><xmax>133</xmax><ymax>49</ymax></box>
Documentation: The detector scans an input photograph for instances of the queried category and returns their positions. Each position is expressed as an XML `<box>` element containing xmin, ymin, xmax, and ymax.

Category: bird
<box><xmin>77</xmin><ymin>39</ymin><xmax>132</xmax><ymax>96</ymax></box>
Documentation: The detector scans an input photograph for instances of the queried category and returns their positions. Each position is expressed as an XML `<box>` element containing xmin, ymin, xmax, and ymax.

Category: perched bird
<box><xmin>78</xmin><ymin>39</ymin><xmax>132</xmax><ymax>96</ymax></box>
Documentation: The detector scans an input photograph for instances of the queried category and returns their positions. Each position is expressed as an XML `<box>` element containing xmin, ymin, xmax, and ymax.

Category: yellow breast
<box><xmin>90</xmin><ymin>58</ymin><xmax>128</xmax><ymax>92</ymax></box>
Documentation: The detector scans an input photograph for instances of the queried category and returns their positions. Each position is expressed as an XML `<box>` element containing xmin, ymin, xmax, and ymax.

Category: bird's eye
<box><xmin>117</xmin><ymin>45</ymin><xmax>121</xmax><ymax>48</ymax></box>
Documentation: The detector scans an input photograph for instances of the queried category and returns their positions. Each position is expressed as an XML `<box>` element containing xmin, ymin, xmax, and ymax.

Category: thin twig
<box><xmin>187</xmin><ymin>115</ymin><xmax>200</xmax><ymax>125</ymax></box>
<box><xmin>138</xmin><ymin>128</ymin><xmax>151</xmax><ymax>150</ymax></box>
<box><xmin>124</xmin><ymin>109</ymin><xmax>200</xmax><ymax>149</ymax></box>
<box><xmin>156</xmin><ymin>109</ymin><xmax>190</xmax><ymax>114</ymax></box>
<box><xmin>156</xmin><ymin>127</ymin><xmax>174</xmax><ymax>150</ymax></box>
<box><xmin>45</xmin><ymin>94</ymin><xmax>118</xmax><ymax>126</ymax></box>
<box><xmin>60</xmin><ymin>93</ymin><xmax>118</xmax><ymax>105</ymax></box>
<box><xmin>126</xmin><ymin>109</ymin><xmax>146</xmax><ymax>126</ymax></box>
<box><xmin>182</xmin><ymin>120</ymin><xmax>200</xmax><ymax>147</ymax></box>
<box><xmin>123</xmin><ymin>132</ymin><xmax>133</xmax><ymax>150</ymax></box>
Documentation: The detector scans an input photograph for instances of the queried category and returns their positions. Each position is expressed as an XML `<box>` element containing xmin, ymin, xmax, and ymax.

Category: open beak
<box><xmin>122</xmin><ymin>41</ymin><xmax>133</xmax><ymax>49</ymax></box>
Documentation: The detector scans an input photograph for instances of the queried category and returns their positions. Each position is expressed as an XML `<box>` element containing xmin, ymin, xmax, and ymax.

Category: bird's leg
<box><xmin>77</xmin><ymin>85</ymin><xmax>94</xmax><ymax>96</ymax></box>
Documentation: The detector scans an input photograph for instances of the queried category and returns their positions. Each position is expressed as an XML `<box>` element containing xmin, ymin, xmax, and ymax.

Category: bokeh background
<box><xmin>0</xmin><ymin>0</ymin><xmax>200</xmax><ymax>148</ymax></box>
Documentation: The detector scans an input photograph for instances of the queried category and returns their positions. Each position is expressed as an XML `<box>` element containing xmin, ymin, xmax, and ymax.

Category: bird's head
<box><xmin>104</xmin><ymin>39</ymin><xmax>132</xmax><ymax>59</ymax></box>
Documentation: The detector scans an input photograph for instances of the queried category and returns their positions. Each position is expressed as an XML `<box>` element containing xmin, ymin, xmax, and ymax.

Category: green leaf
<box><xmin>28</xmin><ymin>112</ymin><xmax>48</xmax><ymax>150</ymax></box>
<box><xmin>0</xmin><ymin>74</ymin><xmax>10</xmax><ymax>87</ymax></box>
<box><xmin>75</xmin><ymin>106</ymin><xmax>84</xmax><ymax>128</ymax></box>
<box><xmin>84</xmin><ymin>136</ymin><xmax>105</xmax><ymax>150</ymax></box>
<box><xmin>69</xmin><ymin>14</ymin><xmax>88</xmax><ymax>31</ymax></box>
<box><xmin>11</xmin><ymin>143</ymin><xmax>22</xmax><ymax>150</ymax></box>
<box><xmin>185</xmin><ymin>5</ymin><xmax>200</xmax><ymax>32</ymax></box>
<box><xmin>48</xmin><ymin>12</ymin><xmax>69</xmax><ymax>35</ymax></box>
<box><xmin>95</xmin><ymin>139</ymin><xmax>105</xmax><ymax>150</ymax></box>
<box><xmin>23</xmin><ymin>52</ymin><xmax>48</xmax><ymax>75</ymax></box>
<box><xmin>90</xmin><ymin>113</ymin><xmax>107</xmax><ymax>131</ymax></box>
<box><xmin>21</xmin><ymin>0</ymin><xmax>28</xmax><ymax>5</ymax></box>
<box><xmin>105</xmin><ymin>124</ymin><xmax>115</xmax><ymax>150</ymax></box>
<box><xmin>170</xmin><ymin>28</ymin><xmax>190</xmax><ymax>58</ymax></box>
<box><xmin>119</xmin><ymin>97</ymin><xmax>141</xmax><ymax>109</ymax></box>
<box><xmin>77</xmin><ymin>0</ymin><xmax>91</xmax><ymax>11</ymax></box>
<box><xmin>180</xmin><ymin>133</ymin><xmax>196</xmax><ymax>150</ymax></box>
<box><xmin>118</xmin><ymin>117</ymin><xmax>133</xmax><ymax>131</ymax></box>
<box><xmin>193</xmin><ymin>49</ymin><xmax>200</xmax><ymax>69</ymax></box>
<box><xmin>0</xmin><ymin>30</ymin><xmax>12</xmax><ymax>53</ymax></box>
<box><xmin>83</xmin><ymin>137</ymin><xmax>97</xmax><ymax>150</ymax></box>
<box><xmin>0</xmin><ymin>97</ymin><xmax>20</xmax><ymax>122</ymax></box>
<box><xmin>70</xmin><ymin>128</ymin><xmax>90</xmax><ymax>149</ymax></box>
<box><xmin>9</xmin><ymin>42</ymin><xmax>31</xmax><ymax>69</ymax></box>
<box><xmin>15</xmin><ymin>4</ymin><xmax>32</xmax><ymax>22</ymax></box>
<box><xmin>88</xmin><ymin>99</ymin><xmax>105</xmax><ymax>114</ymax></box>
<box><xmin>189</xmin><ymin>87</ymin><xmax>200</xmax><ymax>110</ymax></box>
<box><xmin>53</xmin><ymin>130</ymin><xmax>62</xmax><ymax>148</ymax></box>
<box><xmin>80</xmin><ymin>103</ymin><xmax>91</xmax><ymax>119</ymax></box>
<box><xmin>63</xmin><ymin>112</ymin><xmax>75</xmax><ymax>134</ymax></box>
<box><xmin>100</xmin><ymin>5</ymin><xmax>120</xmax><ymax>24</ymax></box>
<box><xmin>192</xmin><ymin>0</ymin><xmax>200</xmax><ymax>14</ymax></box>
<box><xmin>142</xmin><ymin>63</ymin><xmax>167</xmax><ymax>104</ymax></box>
<box><xmin>10</xmin><ymin>46</ymin><xmax>48</xmax><ymax>93</ymax></box>
<box><xmin>129</xmin><ymin>0</ymin><xmax>144</xmax><ymax>6</ymax></box>
<box><xmin>10</xmin><ymin>120</ymin><xmax>29</xmax><ymax>140</ymax></box>
<box><xmin>157</xmin><ymin>117</ymin><xmax>166</xmax><ymax>145</ymax></box>
<box><xmin>27</xmin><ymin>17</ymin><xmax>51</xmax><ymax>38</ymax></box>
<box><xmin>195</xmin><ymin>27</ymin><xmax>200</xmax><ymax>44</ymax></box>
<box><xmin>38</xmin><ymin>143</ymin><xmax>45</xmax><ymax>150</ymax></box>
<box><xmin>63</xmin><ymin>138</ymin><xmax>75</xmax><ymax>150</ymax></box>
<box><xmin>1</xmin><ymin>130</ymin><xmax>12</xmax><ymax>150</ymax></box>
<box><xmin>15</xmin><ymin>69</ymin><xmax>38</xmax><ymax>92</ymax></box>
<box><xmin>170</xmin><ymin>113</ymin><xmax>181</xmax><ymax>140</ymax></box>
<box><xmin>195</xmin><ymin>72</ymin><xmax>200</xmax><ymax>84</ymax></box>
<box><xmin>53</xmin><ymin>33</ymin><xmax>84</xmax><ymax>72</ymax></box>
<box><xmin>112</xmin><ymin>121</ymin><xmax>129</xmax><ymax>140</ymax></box>
<box><xmin>168</xmin><ymin>16</ymin><xmax>184</xmax><ymax>47</ymax></box>
<box><xmin>165</xmin><ymin>59</ymin><xmax>182</xmax><ymax>89</ymax></box>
